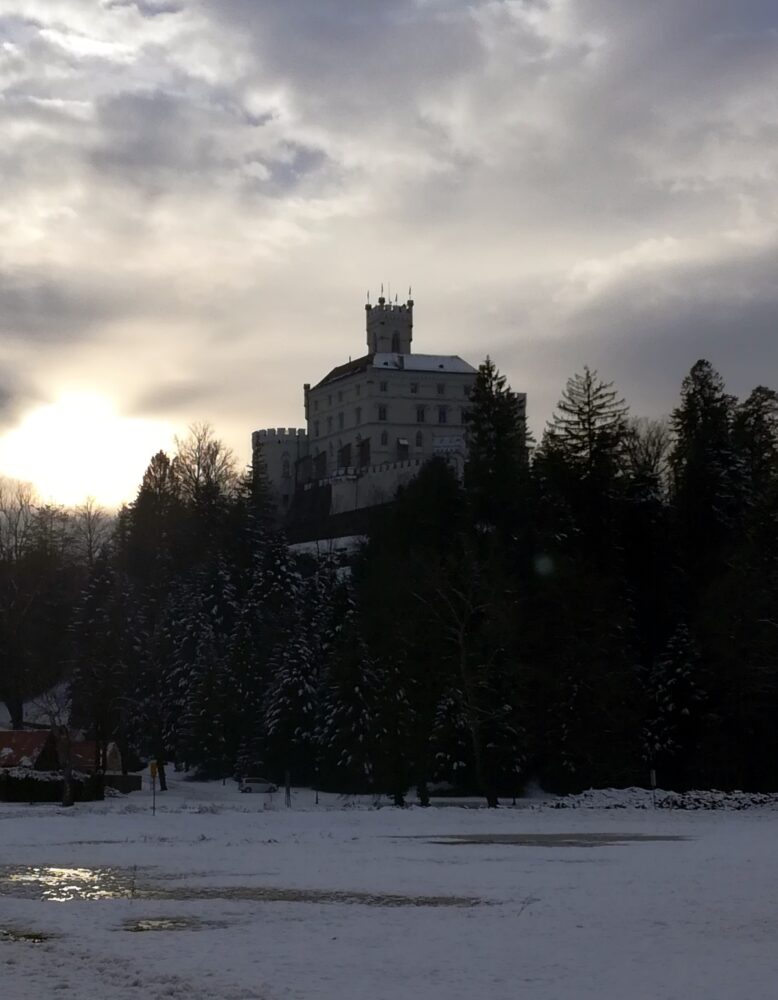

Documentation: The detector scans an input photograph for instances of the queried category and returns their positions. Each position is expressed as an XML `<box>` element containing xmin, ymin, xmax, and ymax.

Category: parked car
<box><xmin>238</xmin><ymin>776</ymin><xmax>278</xmax><ymax>794</ymax></box>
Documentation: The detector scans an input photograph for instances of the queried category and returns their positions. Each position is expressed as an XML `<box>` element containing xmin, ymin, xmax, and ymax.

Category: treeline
<box><xmin>2</xmin><ymin>359</ymin><xmax>778</xmax><ymax>803</ymax></box>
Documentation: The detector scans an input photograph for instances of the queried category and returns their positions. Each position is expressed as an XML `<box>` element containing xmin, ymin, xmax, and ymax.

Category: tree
<box><xmin>670</xmin><ymin>360</ymin><xmax>740</xmax><ymax>602</ymax></box>
<box><xmin>541</xmin><ymin>367</ymin><xmax>629</xmax><ymax>480</ymax></box>
<box><xmin>69</xmin><ymin>550</ymin><xmax>131</xmax><ymax>769</ymax></box>
<box><xmin>172</xmin><ymin>422</ymin><xmax>239</xmax><ymax>507</ymax></box>
<box><xmin>464</xmin><ymin>357</ymin><xmax>528</xmax><ymax>533</ymax></box>
<box><xmin>642</xmin><ymin>624</ymin><xmax>706</xmax><ymax>788</ymax></box>
<box><xmin>0</xmin><ymin>485</ymin><xmax>81</xmax><ymax>729</ymax></box>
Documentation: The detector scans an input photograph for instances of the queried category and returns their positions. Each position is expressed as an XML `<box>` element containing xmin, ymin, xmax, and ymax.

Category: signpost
<box><xmin>150</xmin><ymin>760</ymin><xmax>158</xmax><ymax>816</ymax></box>
<box><xmin>650</xmin><ymin>767</ymin><xmax>657</xmax><ymax>809</ymax></box>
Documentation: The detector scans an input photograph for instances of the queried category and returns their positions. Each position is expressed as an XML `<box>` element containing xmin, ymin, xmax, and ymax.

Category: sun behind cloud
<box><xmin>0</xmin><ymin>393</ymin><xmax>174</xmax><ymax>509</ymax></box>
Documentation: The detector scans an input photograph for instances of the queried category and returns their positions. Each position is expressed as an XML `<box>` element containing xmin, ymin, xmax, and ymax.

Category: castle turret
<box><xmin>365</xmin><ymin>292</ymin><xmax>413</xmax><ymax>354</ymax></box>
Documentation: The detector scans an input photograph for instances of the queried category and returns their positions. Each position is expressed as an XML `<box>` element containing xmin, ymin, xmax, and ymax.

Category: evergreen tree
<box><xmin>669</xmin><ymin>359</ymin><xmax>740</xmax><ymax>601</ymax></box>
<box><xmin>542</xmin><ymin>367</ymin><xmax>629</xmax><ymax>480</ymax></box>
<box><xmin>264</xmin><ymin>629</ymin><xmax>319</xmax><ymax>784</ymax></box>
<box><xmin>464</xmin><ymin>357</ymin><xmax>528</xmax><ymax>534</ymax></box>
<box><xmin>69</xmin><ymin>549</ymin><xmax>131</xmax><ymax>768</ymax></box>
<box><xmin>642</xmin><ymin>624</ymin><xmax>706</xmax><ymax>788</ymax></box>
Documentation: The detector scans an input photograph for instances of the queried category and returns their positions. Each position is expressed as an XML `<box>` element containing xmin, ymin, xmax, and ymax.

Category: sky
<box><xmin>0</xmin><ymin>0</ymin><xmax>776</xmax><ymax>505</ymax></box>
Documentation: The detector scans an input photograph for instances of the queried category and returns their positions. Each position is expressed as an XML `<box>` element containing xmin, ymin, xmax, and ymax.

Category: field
<box><xmin>1</xmin><ymin>776</ymin><xmax>777</xmax><ymax>1000</ymax></box>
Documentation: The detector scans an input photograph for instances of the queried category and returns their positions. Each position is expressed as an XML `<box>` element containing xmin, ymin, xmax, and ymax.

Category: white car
<box><xmin>238</xmin><ymin>776</ymin><xmax>278</xmax><ymax>794</ymax></box>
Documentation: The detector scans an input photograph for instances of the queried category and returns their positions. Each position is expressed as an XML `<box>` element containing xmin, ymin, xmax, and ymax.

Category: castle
<box><xmin>253</xmin><ymin>294</ymin><xmax>526</xmax><ymax>525</ymax></box>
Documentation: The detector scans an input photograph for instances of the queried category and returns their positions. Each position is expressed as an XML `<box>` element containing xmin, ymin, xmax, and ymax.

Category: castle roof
<box><xmin>314</xmin><ymin>352</ymin><xmax>476</xmax><ymax>389</ymax></box>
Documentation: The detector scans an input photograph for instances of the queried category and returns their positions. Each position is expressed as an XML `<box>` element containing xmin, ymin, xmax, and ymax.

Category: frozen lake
<box><xmin>1</xmin><ymin>776</ymin><xmax>777</xmax><ymax>999</ymax></box>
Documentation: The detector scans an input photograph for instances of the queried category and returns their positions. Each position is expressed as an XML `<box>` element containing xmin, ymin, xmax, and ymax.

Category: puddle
<box><xmin>125</xmin><ymin>917</ymin><xmax>206</xmax><ymax>932</ymax></box>
<box><xmin>0</xmin><ymin>866</ymin><xmax>478</xmax><ymax>908</ymax></box>
<box><xmin>0</xmin><ymin>866</ymin><xmax>137</xmax><ymax>901</ymax></box>
<box><xmin>0</xmin><ymin>926</ymin><xmax>51</xmax><ymax>943</ymax></box>
<box><xmin>422</xmin><ymin>833</ymin><xmax>689</xmax><ymax>848</ymax></box>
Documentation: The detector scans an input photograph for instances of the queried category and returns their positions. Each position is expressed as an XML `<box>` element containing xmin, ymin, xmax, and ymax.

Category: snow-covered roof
<box><xmin>313</xmin><ymin>352</ymin><xmax>477</xmax><ymax>389</ymax></box>
<box><xmin>371</xmin><ymin>353</ymin><xmax>476</xmax><ymax>374</ymax></box>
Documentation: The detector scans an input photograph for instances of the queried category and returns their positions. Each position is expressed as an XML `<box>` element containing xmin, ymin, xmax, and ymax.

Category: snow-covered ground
<box><xmin>2</xmin><ymin>776</ymin><xmax>778</xmax><ymax>1000</ymax></box>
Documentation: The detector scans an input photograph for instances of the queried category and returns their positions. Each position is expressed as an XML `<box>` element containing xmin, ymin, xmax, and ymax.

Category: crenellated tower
<box><xmin>365</xmin><ymin>292</ymin><xmax>413</xmax><ymax>354</ymax></box>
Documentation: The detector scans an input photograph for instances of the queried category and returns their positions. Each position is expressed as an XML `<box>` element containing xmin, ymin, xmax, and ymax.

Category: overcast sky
<box><xmin>1</xmin><ymin>0</ymin><xmax>777</xmax><ymax>495</ymax></box>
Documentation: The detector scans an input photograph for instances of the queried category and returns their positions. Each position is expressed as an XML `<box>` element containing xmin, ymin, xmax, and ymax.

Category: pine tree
<box><xmin>542</xmin><ymin>367</ymin><xmax>629</xmax><ymax>479</ymax></box>
<box><xmin>69</xmin><ymin>550</ymin><xmax>131</xmax><ymax>768</ymax></box>
<box><xmin>264</xmin><ymin>629</ymin><xmax>319</xmax><ymax>784</ymax></box>
<box><xmin>670</xmin><ymin>360</ymin><xmax>740</xmax><ymax>602</ymax></box>
<box><xmin>464</xmin><ymin>357</ymin><xmax>528</xmax><ymax>533</ymax></box>
<box><xmin>642</xmin><ymin>624</ymin><xmax>705</xmax><ymax>788</ymax></box>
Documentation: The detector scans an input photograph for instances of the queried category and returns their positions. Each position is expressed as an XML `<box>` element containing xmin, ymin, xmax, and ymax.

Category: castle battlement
<box><xmin>365</xmin><ymin>292</ymin><xmax>413</xmax><ymax>354</ymax></box>
<box><xmin>253</xmin><ymin>427</ymin><xmax>307</xmax><ymax>442</ymax></box>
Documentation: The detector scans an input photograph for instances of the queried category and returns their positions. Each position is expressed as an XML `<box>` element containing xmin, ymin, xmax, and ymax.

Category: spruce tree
<box><xmin>464</xmin><ymin>357</ymin><xmax>528</xmax><ymax>533</ymax></box>
<box><xmin>670</xmin><ymin>359</ymin><xmax>740</xmax><ymax>602</ymax></box>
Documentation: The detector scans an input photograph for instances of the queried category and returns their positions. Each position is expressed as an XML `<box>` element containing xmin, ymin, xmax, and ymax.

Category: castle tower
<box><xmin>365</xmin><ymin>292</ymin><xmax>413</xmax><ymax>355</ymax></box>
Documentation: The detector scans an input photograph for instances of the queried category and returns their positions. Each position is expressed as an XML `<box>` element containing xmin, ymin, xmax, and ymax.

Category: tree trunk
<box><xmin>5</xmin><ymin>697</ymin><xmax>24</xmax><ymax>731</ymax></box>
<box><xmin>468</xmin><ymin>720</ymin><xmax>498</xmax><ymax>808</ymax></box>
<box><xmin>157</xmin><ymin>756</ymin><xmax>168</xmax><ymax>792</ymax></box>
<box><xmin>416</xmin><ymin>779</ymin><xmax>430</xmax><ymax>807</ymax></box>
<box><xmin>55</xmin><ymin>728</ymin><xmax>75</xmax><ymax>808</ymax></box>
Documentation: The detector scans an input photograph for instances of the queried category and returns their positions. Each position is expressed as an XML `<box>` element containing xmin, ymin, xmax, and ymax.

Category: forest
<box><xmin>1</xmin><ymin>357</ymin><xmax>777</xmax><ymax>805</ymax></box>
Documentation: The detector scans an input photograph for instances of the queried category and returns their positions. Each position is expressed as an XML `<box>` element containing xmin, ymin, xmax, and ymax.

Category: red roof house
<box><xmin>0</xmin><ymin>731</ymin><xmax>60</xmax><ymax>771</ymax></box>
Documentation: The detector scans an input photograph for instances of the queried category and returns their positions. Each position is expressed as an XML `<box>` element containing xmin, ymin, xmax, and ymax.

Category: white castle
<box><xmin>253</xmin><ymin>294</ymin><xmax>525</xmax><ymax>521</ymax></box>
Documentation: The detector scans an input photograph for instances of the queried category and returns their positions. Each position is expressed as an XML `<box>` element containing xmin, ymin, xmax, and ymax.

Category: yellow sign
<box><xmin>150</xmin><ymin>761</ymin><xmax>158</xmax><ymax>779</ymax></box>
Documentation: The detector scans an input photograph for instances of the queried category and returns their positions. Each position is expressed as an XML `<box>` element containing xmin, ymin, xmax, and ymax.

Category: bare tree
<box><xmin>73</xmin><ymin>497</ymin><xmax>111</xmax><ymax>568</ymax></box>
<box><xmin>33</xmin><ymin>687</ymin><xmax>76</xmax><ymax>807</ymax></box>
<box><xmin>172</xmin><ymin>422</ymin><xmax>239</xmax><ymax>504</ymax></box>
<box><xmin>623</xmin><ymin>417</ymin><xmax>671</xmax><ymax>486</ymax></box>
<box><xmin>0</xmin><ymin>478</ymin><xmax>36</xmax><ymax>563</ymax></box>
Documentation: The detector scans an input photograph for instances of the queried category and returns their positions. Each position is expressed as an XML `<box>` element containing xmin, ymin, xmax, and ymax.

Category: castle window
<box><xmin>327</xmin><ymin>416</ymin><xmax>333</xmax><ymax>432</ymax></box>
<box><xmin>378</xmin><ymin>405</ymin><xmax>387</xmax><ymax>421</ymax></box>
<box><xmin>391</xmin><ymin>332</ymin><xmax>400</xmax><ymax>352</ymax></box>
<box><xmin>356</xmin><ymin>384</ymin><xmax>361</xmax><ymax>396</ymax></box>
<box><xmin>282</xmin><ymin>457</ymin><xmax>291</xmax><ymax>478</ymax></box>
<box><xmin>379</xmin><ymin>381</ymin><xmax>388</xmax><ymax>392</ymax></box>
<box><xmin>438</xmin><ymin>407</ymin><xmax>447</xmax><ymax>424</ymax></box>
<box><xmin>415</xmin><ymin>430</ymin><xmax>423</xmax><ymax>447</ymax></box>
<box><xmin>437</xmin><ymin>383</ymin><xmax>445</xmax><ymax>395</ymax></box>
<box><xmin>328</xmin><ymin>394</ymin><xmax>332</xmax><ymax>405</ymax></box>
<box><xmin>338</xmin><ymin>412</ymin><xmax>344</xmax><ymax>430</ymax></box>
<box><xmin>410</xmin><ymin>382</ymin><xmax>418</xmax><ymax>394</ymax></box>
<box><xmin>338</xmin><ymin>390</ymin><xmax>343</xmax><ymax>402</ymax></box>
<box><xmin>314</xmin><ymin>400</ymin><xmax>319</xmax><ymax>411</ymax></box>
<box><xmin>355</xmin><ymin>407</ymin><xmax>362</xmax><ymax>424</ymax></box>
<box><xmin>416</xmin><ymin>406</ymin><xmax>425</xmax><ymax>423</ymax></box>
<box><xmin>380</xmin><ymin>430</ymin><xmax>388</xmax><ymax>445</ymax></box>
<box><xmin>313</xmin><ymin>420</ymin><xmax>320</xmax><ymax>437</ymax></box>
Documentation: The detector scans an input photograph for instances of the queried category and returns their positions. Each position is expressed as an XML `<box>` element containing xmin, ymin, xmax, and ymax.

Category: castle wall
<box><xmin>252</xmin><ymin>427</ymin><xmax>308</xmax><ymax>512</ymax></box>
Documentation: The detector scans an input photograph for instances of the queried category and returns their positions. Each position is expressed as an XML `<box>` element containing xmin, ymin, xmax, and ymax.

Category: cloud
<box><xmin>104</xmin><ymin>0</ymin><xmax>183</xmax><ymax>16</ymax></box>
<box><xmin>0</xmin><ymin>0</ymin><xmax>776</xmax><ymax>489</ymax></box>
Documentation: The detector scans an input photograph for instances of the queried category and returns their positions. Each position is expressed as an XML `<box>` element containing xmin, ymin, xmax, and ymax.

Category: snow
<box><xmin>2</xmin><ymin>777</ymin><xmax>778</xmax><ymax>999</ymax></box>
<box><xmin>372</xmin><ymin>352</ymin><xmax>477</xmax><ymax>374</ymax></box>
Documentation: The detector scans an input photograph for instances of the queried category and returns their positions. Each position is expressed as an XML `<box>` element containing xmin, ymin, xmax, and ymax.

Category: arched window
<box><xmin>391</xmin><ymin>332</ymin><xmax>400</xmax><ymax>352</ymax></box>
<box><xmin>282</xmin><ymin>457</ymin><xmax>291</xmax><ymax>478</ymax></box>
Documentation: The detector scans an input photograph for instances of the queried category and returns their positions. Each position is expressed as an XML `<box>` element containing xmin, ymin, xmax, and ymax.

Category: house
<box><xmin>0</xmin><ymin>730</ymin><xmax>60</xmax><ymax>771</ymax></box>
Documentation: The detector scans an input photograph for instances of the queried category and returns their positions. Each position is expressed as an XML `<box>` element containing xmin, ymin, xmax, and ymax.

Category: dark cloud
<box><xmin>0</xmin><ymin>0</ymin><xmax>776</xmax><ymax>479</ymax></box>
<box><xmin>104</xmin><ymin>0</ymin><xmax>183</xmax><ymax>15</ymax></box>
<box><xmin>0</xmin><ymin>269</ymin><xmax>120</xmax><ymax>343</ymax></box>
<box><xmin>129</xmin><ymin>379</ymin><xmax>213</xmax><ymax>416</ymax></box>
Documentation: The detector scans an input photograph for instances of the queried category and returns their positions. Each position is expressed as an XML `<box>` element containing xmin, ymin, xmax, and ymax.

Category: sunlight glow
<box><xmin>0</xmin><ymin>394</ymin><xmax>173</xmax><ymax>509</ymax></box>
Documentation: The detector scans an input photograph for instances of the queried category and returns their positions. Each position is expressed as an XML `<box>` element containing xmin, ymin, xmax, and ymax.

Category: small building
<box><xmin>0</xmin><ymin>730</ymin><xmax>59</xmax><ymax>771</ymax></box>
